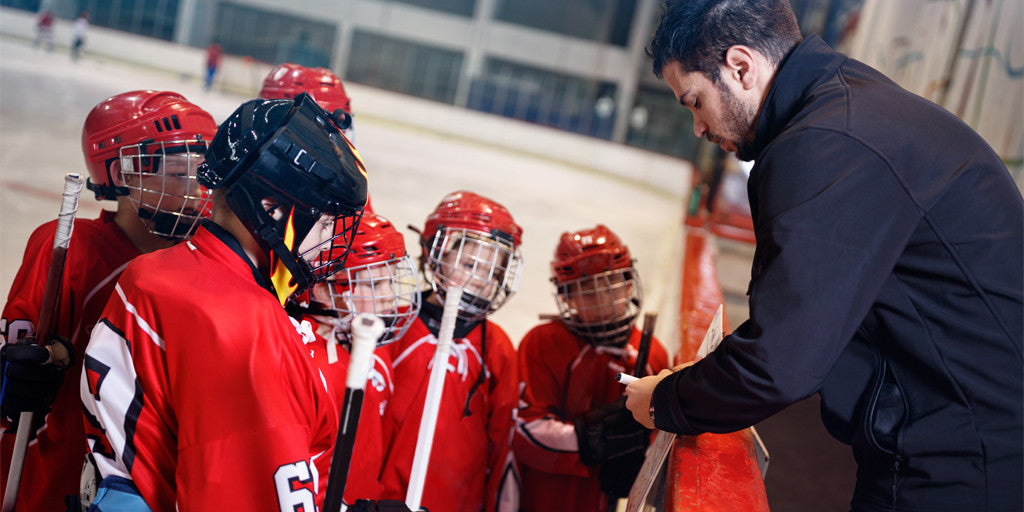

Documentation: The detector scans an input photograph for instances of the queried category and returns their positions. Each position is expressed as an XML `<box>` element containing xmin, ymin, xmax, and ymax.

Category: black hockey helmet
<box><xmin>197</xmin><ymin>93</ymin><xmax>368</xmax><ymax>302</ymax></box>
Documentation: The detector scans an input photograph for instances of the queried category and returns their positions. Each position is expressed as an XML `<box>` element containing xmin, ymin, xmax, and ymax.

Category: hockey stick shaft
<box><xmin>608</xmin><ymin>313</ymin><xmax>658</xmax><ymax>510</ymax></box>
<box><xmin>323</xmin><ymin>314</ymin><xmax>385</xmax><ymax>512</ymax></box>
<box><xmin>405</xmin><ymin>286</ymin><xmax>463</xmax><ymax>511</ymax></box>
<box><xmin>632</xmin><ymin>312</ymin><xmax>658</xmax><ymax>378</ymax></box>
<box><xmin>3</xmin><ymin>173</ymin><xmax>85</xmax><ymax>512</ymax></box>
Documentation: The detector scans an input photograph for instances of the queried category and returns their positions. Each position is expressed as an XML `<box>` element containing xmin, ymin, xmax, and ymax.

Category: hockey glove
<box><xmin>575</xmin><ymin>395</ymin><xmax>651</xmax><ymax>467</ymax></box>
<box><xmin>598</xmin><ymin>442</ymin><xmax>647</xmax><ymax>498</ymax></box>
<box><xmin>0</xmin><ymin>335</ymin><xmax>74</xmax><ymax>425</ymax></box>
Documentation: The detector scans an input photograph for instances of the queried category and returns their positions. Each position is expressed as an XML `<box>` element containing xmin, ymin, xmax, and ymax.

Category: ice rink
<box><xmin>0</xmin><ymin>35</ymin><xmax>685</xmax><ymax>350</ymax></box>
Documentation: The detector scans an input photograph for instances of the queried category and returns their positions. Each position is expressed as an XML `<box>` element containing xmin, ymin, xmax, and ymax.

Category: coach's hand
<box><xmin>0</xmin><ymin>335</ymin><xmax>74</xmax><ymax>425</ymax></box>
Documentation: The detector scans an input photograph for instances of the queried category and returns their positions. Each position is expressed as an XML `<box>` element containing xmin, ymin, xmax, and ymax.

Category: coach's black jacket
<box><xmin>652</xmin><ymin>35</ymin><xmax>1023</xmax><ymax>511</ymax></box>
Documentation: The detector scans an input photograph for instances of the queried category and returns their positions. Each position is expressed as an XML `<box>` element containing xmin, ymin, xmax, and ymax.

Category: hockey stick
<box><xmin>632</xmin><ymin>313</ymin><xmax>657</xmax><ymax>379</ymax></box>
<box><xmin>323</xmin><ymin>313</ymin><xmax>386</xmax><ymax>512</ymax></box>
<box><xmin>607</xmin><ymin>312</ymin><xmax>659</xmax><ymax>511</ymax></box>
<box><xmin>405</xmin><ymin>286</ymin><xmax>463</xmax><ymax>511</ymax></box>
<box><xmin>3</xmin><ymin>173</ymin><xmax>85</xmax><ymax>512</ymax></box>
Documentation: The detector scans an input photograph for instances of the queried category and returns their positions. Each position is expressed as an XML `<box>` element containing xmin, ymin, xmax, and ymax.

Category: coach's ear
<box><xmin>723</xmin><ymin>45</ymin><xmax>759</xmax><ymax>89</ymax></box>
<box><xmin>723</xmin><ymin>44</ymin><xmax>776</xmax><ymax>105</ymax></box>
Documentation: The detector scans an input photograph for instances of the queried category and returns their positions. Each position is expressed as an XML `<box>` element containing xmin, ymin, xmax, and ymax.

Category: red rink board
<box><xmin>668</xmin><ymin>222</ymin><xmax>769</xmax><ymax>512</ymax></box>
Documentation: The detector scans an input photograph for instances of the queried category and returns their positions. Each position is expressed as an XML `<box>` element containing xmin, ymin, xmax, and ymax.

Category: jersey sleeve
<box><xmin>513</xmin><ymin>327</ymin><xmax>591</xmax><ymax>478</ymax></box>
<box><xmin>2</xmin><ymin>221</ymin><xmax>60</xmax><ymax>344</ymax></box>
<box><xmin>483</xmin><ymin>323</ymin><xmax>521</xmax><ymax>512</ymax></box>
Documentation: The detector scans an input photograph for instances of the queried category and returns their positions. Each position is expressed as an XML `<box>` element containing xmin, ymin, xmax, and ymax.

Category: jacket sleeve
<box><xmin>654</xmin><ymin>130</ymin><xmax>921</xmax><ymax>435</ymax></box>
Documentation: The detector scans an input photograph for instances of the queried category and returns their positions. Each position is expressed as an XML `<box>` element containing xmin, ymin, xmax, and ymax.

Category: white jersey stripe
<box><xmin>71</xmin><ymin>260</ymin><xmax>132</xmax><ymax>343</ymax></box>
<box><xmin>113</xmin><ymin>283</ymin><xmax>165</xmax><ymax>350</ymax></box>
<box><xmin>80</xmin><ymin>321</ymin><xmax>139</xmax><ymax>481</ymax></box>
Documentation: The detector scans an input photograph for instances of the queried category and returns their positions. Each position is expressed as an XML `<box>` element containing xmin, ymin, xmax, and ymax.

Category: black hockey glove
<box><xmin>0</xmin><ymin>335</ymin><xmax>74</xmax><ymax>425</ymax></box>
<box><xmin>349</xmin><ymin>500</ymin><xmax>425</xmax><ymax>512</ymax></box>
<box><xmin>597</xmin><ymin>441</ymin><xmax>647</xmax><ymax>498</ymax></box>
<box><xmin>575</xmin><ymin>395</ymin><xmax>651</xmax><ymax>467</ymax></box>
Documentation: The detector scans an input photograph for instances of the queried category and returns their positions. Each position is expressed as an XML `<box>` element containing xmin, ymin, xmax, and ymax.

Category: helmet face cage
<box><xmin>424</xmin><ymin>228</ymin><xmax>522</xmax><ymax>322</ymax></box>
<box><xmin>119</xmin><ymin>139</ymin><xmax>211</xmax><ymax>239</ymax></box>
<box><xmin>289</xmin><ymin>207</ymin><xmax>363</xmax><ymax>284</ymax></box>
<box><xmin>317</xmin><ymin>255</ymin><xmax>421</xmax><ymax>346</ymax></box>
<box><xmin>554</xmin><ymin>266</ymin><xmax>642</xmax><ymax>347</ymax></box>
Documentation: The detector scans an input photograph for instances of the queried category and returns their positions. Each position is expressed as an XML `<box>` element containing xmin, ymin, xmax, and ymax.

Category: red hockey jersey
<box><xmin>513</xmin><ymin>321</ymin><xmax>669</xmax><ymax>512</ymax></box>
<box><xmin>1</xmin><ymin>210</ymin><xmax>139</xmax><ymax>510</ymax></box>
<box><xmin>305</xmin><ymin>319</ymin><xmax>394</xmax><ymax>503</ymax></box>
<box><xmin>79</xmin><ymin>225</ymin><xmax>338</xmax><ymax>512</ymax></box>
<box><xmin>380</xmin><ymin>315</ymin><xmax>519</xmax><ymax>512</ymax></box>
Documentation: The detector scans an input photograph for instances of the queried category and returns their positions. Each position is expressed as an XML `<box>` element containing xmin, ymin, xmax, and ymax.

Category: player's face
<box><xmin>335</xmin><ymin>264</ymin><xmax>398</xmax><ymax>315</ymax></box>
<box><xmin>261</xmin><ymin>199</ymin><xmax>337</xmax><ymax>262</ymax></box>
<box><xmin>662</xmin><ymin>60</ymin><xmax>758</xmax><ymax>161</ymax></box>
<box><xmin>438</xmin><ymin>237</ymin><xmax>502</xmax><ymax>299</ymax></box>
<box><xmin>123</xmin><ymin>151</ymin><xmax>209</xmax><ymax>216</ymax></box>
<box><xmin>298</xmin><ymin>214</ymin><xmax>336</xmax><ymax>261</ymax></box>
<box><xmin>566</xmin><ymin>272</ymin><xmax>632</xmax><ymax>324</ymax></box>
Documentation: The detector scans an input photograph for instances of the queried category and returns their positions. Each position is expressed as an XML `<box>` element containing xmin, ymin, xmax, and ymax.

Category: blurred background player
<box><xmin>79</xmin><ymin>93</ymin><xmax>366</xmax><ymax>511</ymax></box>
<box><xmin>381</xmin><ymin>190</ymin><xmax>523</xmax><ymax>512</ymax></box>
<box><xmin>0</xmin><ymin>90</ymin><xmax>216</xmax><ymax>511</ymax></box>
<box><xmin>513</xmin><ymin>224</ymin><xmax>669</xmax><ymax>511</ymax></box>
<box><xmin>33</xmin><ymin>9</ymin><xmax>54</xmax><ymax>52</ymax></box>
<box><xmin>204</xmin><ymin>43</ymin><xmax>221</xmax><ymax>91</ymax></box>
<box><xmin>287</xmin><ymin>212</ymin><xmax>421</xmax><ymax>505</ymax></box>
<box><xmin>70</xmin><ymin>11</ymin><xmax>88</xmax><ymax>61</ymax></box>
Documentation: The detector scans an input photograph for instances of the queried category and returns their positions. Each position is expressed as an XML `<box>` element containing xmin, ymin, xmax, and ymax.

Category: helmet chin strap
<box><xmin>136</xmin><ymin>207</ymin><xmax>199</xmax><ymax>240</ymax></box>
<box><xmin>225</xmin><ymin>184</ymin><xmax>318</xmax><ymax>299</ymax></box>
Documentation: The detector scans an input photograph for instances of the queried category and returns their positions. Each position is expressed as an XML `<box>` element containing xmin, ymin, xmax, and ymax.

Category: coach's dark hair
<box><xmin>648</xmin><ymin>0</ymin><xmax>802</xmax><ymax>81</ymax></box>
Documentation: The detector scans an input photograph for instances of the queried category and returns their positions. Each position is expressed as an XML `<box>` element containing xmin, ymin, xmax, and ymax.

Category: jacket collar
<box><xmin>751</xmin><ymin>34</ymin><xmax>848</xmax><ymax>157</ymax></box>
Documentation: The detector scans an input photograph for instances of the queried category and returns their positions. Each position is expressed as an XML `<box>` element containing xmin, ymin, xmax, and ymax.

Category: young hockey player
<box><xmin>513</xmin><ymin>224</ymin><xmax>669</xmax><ymax>511</ymax></box>
<box><xmin>380</xmin><ymin>191</ymin><xmax>523</xmax><ymax>512</ymax></box>
<box><xmin>0</xmin><ymin>90</ymin><xmax>216</xmax><ymax>510</ymax></box>
<box><xmin>259</xmin><ymin>62</ymin><xmax>355</xmax><ymax>141</ymax></box>
<box><xmin>79</xmin><ymin>93</ymin><xmax>367</xmax><ymax>511</ymax></box>
<box><xmin>289</xmin><ymin>212</ymin><xmax>421</xmax><ymax>504</ymax></box>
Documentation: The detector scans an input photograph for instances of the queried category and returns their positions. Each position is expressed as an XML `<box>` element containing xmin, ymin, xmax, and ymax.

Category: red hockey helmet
<box><xmin>314</xmin><ymin>213</ymin><xmax>420</xmax><ymax>346</ymax></box>
<box><xmin>260</xmin><ymin>63</ymin><xmax>352</xmax><ymax>115</ymax></box>
<box><xmin>82</xmin><ymin>90</ymin><xmax>216</xmax><ymax>198</ymax></box>
<box><xmin>552</xmin><ymin>224</ymin><xmax>632</xmax><ymax>282</ymax></box>
<box><xmin>420</xmin><ymin>191</ymin><xmax>523</xmax><ymax>321</ymax></box>
<box><xmin>551</xmin><ymin>225</ymin><xmax>642</xmax><ymax>347</ymax></box>
<box><xmin>421</xmin><ymin>191</ymin><xmax>523</xmax><ymax>248</ymax></box>
<box><xmin>82</xmin><ymin>90</ymin><xmax>217</xmax><ymax>239</ymax></box>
